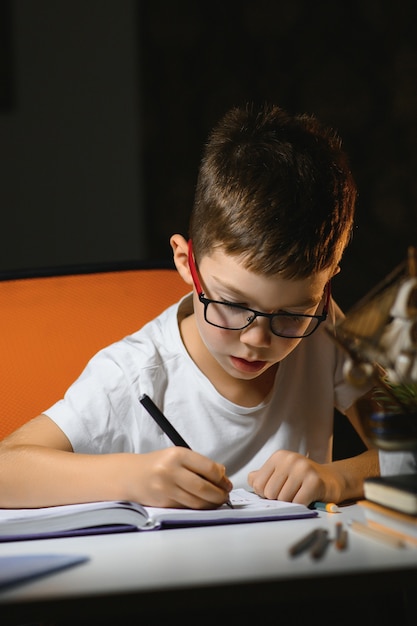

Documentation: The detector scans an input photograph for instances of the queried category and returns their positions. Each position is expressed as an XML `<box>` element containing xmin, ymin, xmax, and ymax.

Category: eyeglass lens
<box><xmin>205</xmin><ymin>301</ymin><xmax>319</xmax><ymax>338</ymax></box>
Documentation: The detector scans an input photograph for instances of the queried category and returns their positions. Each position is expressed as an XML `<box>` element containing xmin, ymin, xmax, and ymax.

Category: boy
<box><xmin>0</xmin><ymin>103</ymin><xmax>378</xmax><ymax>510</ymax></box>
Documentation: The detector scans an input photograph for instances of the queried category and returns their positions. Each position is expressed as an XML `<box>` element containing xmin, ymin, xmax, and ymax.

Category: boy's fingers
<box><xmin>183</xmin><ymin>451</ymin><xmax>230</xmax><ymax>486</ymax></box>
<box><xmin>217</xmin><ymin>464</ymin><xmax>233</xmax><ymax>490</ymax></box>
<box><xmin>181</xmin><ymin>456</ymin><xmax>232</xmax><ymax>504</ymax></box>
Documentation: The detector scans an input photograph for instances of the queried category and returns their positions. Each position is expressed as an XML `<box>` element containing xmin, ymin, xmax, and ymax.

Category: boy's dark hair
<box><xmin>189</xmin><ymin>103</ymin><xmax>357</xmax><ymax>278</ymax></box>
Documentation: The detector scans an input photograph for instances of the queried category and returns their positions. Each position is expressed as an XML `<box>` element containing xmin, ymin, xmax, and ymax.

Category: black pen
<box><xmin>139</xmin><ymin>393</ymin><xmax>234</xmax><ymax>508</ymax></box>
<box><xmin>140</xmin><ymin>393</ymin><xmax>190</xmax><ymax>448</ymax></box>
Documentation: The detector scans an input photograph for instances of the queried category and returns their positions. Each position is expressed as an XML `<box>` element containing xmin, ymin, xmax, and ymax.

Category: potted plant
<box><xmin>366</xmin><ymin>378</ymin><xmax>417</xmax><ymax>451</ymax></box>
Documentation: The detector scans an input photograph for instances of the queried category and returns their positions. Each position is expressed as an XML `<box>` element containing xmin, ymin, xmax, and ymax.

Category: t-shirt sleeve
<box><xmin>44</xmin><ymin>344</ymin><xmax>141</xmax><ymax>454</ymax></box>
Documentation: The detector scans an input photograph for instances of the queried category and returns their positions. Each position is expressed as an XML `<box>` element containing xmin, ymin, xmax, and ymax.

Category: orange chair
<box><xmin>0</xmin><ymin>264</ymin><xmax>189</xmax><ymax>440</ymax></box>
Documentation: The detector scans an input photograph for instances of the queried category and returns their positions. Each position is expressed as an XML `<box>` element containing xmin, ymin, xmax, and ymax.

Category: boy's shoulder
<box><xmin>108</xmin><ymin>295</ymin><xmax>191</xmax><ymax>364</ymax></box>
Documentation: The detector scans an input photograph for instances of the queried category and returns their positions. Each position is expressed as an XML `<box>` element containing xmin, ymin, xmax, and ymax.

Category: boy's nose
<box><xmin>239</xmin><ymin>317</ymin><xmax>272</xmax><ymax>347</ymax></box>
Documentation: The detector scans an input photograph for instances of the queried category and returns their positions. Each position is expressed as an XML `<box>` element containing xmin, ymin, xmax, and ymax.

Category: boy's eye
<box><xmin>220</xmin><ymin>298</ymin><xmax>247</xmax><ymax>308</ymax></box>
<box><xmin>281</xmin><ymin>309</ymin><xmax>315</xmax><ymax>317</ymax></box>
<box><xmin>279</xmin><ymin>315</ymin><xmax>307</xmax><ymax>326</ymax></box>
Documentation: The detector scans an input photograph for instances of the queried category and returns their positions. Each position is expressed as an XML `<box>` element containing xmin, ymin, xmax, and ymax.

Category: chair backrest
<box><xmin>0</xmin><ymin>266</ymin><xmax>189</xmax><ymax>440</ymax></box>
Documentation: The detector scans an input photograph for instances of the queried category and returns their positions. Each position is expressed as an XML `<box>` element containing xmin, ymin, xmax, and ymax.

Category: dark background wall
<box><xmin>138</xmin><ymin>0</ymin><xmax>417</xmax><ymax>311</ymax></box>
<box><xmin>0</xmin><ymin>1</ymin><xmax>145</xmax><ymax>273</ymax></box>
<box><xmin>1</xmin><ymin>0</ymin><xmax>417</xmax><ymax>312</ymax></box>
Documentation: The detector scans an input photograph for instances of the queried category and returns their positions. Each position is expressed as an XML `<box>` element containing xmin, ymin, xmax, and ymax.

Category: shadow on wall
<box><xmin>138</xmin><ymin>1</ymin><xmax>417</xmax><ymax>310</ymax></box>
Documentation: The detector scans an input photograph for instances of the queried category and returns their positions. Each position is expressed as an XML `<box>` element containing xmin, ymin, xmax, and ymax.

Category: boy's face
<box><xmin>191</xmin><ymin>247</ymin><xmax>333</xmax><ymax>381</ymax></box>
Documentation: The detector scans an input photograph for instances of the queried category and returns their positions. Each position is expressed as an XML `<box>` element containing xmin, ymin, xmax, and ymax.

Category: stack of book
<box><xmin>358</xmin><ymin>474</ymin><xmax>417</xmax><ymax>546</ymax></box>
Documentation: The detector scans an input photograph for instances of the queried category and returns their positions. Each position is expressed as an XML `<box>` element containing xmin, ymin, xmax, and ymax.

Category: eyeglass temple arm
<box><xmin>188</xmin><ymin>240</ymin><xmax>204</xmax><ymax>295</ymax></box>
<box><xmin>324</xmin><ymin>281</ymin><xmax>332</xmax><ymax>313</ymax></box>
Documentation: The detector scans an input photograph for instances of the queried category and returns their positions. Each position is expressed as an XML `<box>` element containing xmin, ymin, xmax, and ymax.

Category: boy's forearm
<box><xmin>328</xmin><ymin>448</ymin><xmax>380</xmax><ymax>502</ymax></box>
<box><xmin>0</xmin><ymin>445</ymin><xmax>136</xmax><ymax>508</ymax></box>
<box><xmin>0</xmin><ymin>443</ymin><xmax>231</xmax><ymax>510</ymax></box>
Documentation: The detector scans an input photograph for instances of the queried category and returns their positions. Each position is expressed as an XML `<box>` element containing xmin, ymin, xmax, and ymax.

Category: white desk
<box><xmin>1</xmin><ymin>504</ymin><xmax>416</xmax><ymax>625</ymax></box>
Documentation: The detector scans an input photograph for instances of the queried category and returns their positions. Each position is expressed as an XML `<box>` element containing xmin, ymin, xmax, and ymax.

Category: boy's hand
<box><xmin>247</xmin><ymin>450</ymin><xmax>343</xmax><ymax>506</ymax></box>
<box><xmin>127</xmin><ymin>447</ymin><xmax>233</xmax><ymax>509</ymax></box>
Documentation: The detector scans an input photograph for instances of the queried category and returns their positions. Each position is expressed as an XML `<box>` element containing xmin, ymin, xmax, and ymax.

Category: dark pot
<box><xmin>366</xmin><ymin>411</ymin><xmax>417</xmax><ymax>451</ymax></box>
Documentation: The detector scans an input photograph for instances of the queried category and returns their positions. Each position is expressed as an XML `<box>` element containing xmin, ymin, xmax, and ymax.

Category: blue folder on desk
<box><xmin>0</xmin><ymin>554</ymin><xmax>89</xmax><ymax>591</ymax></box>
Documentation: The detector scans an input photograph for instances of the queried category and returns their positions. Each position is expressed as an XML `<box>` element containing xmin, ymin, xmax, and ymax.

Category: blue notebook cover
<box><xmin>0</xmin><ymin>554</ymin><xmax>89</xmax><ymax>590</ymax></box>
<box><xmin>0</xmin><ymin>524</ymin><xmax>138</xmax><ymax>543</ymax></box>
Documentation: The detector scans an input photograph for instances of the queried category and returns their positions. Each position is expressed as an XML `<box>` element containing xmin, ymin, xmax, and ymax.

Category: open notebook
<box><xmin>0</xmin><ymin>489</ymin><xmax>317</xmax><ymax>541</ymax></box>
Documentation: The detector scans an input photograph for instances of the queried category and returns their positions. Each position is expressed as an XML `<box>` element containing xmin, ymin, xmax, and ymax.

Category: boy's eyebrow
<box><xmin>210</xmin><ymin>276</ymin><xmax>322</xmax><ymax>310</ymax></box>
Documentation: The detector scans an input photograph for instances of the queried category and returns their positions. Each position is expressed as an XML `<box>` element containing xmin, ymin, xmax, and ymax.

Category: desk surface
<box><xmin>1</xmin><ymin>503</ymin><xmax>417</xmax><ymax>624</ymax></box>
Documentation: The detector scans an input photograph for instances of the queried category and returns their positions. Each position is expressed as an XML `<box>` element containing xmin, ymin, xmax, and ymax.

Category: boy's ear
<box><xmin>170</xmin><ymin>234</ymin><xmax>194</xmax><ymax>287</ymax></box>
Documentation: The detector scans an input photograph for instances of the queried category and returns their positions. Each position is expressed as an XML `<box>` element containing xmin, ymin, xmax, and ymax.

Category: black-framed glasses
<box><xmin>188</xmin><ymin>240</ymin><xmax>331</xmax><ymax>339</ymax></box>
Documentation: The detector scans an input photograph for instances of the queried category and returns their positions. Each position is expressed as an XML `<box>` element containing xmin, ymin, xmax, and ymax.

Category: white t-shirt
<box><xmin>45</xmin><ymin>294</ymin><xmax>365</xmax><ymax>489</ymax></box>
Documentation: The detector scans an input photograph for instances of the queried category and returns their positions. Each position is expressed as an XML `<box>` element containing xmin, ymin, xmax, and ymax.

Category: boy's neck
<box><xmin>179</xmin><ymin>313</ymin><xmax>278</xmax><ymax>408</ymax></box>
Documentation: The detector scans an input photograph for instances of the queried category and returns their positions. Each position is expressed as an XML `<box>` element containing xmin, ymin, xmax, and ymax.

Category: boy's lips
<box><xmin>230</xmin><ymin>356</ymin><xmax>267</xmax><ymax>373</ymax></box>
